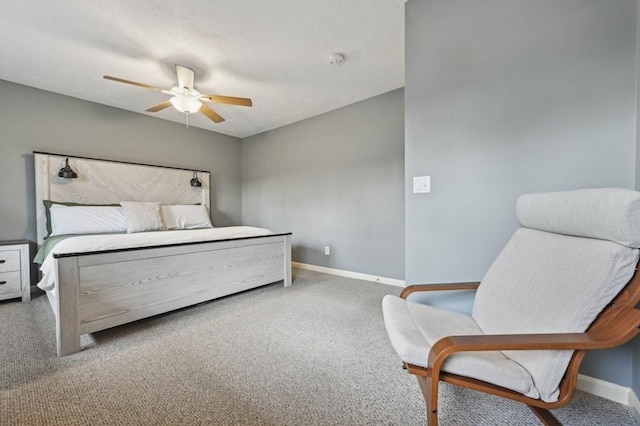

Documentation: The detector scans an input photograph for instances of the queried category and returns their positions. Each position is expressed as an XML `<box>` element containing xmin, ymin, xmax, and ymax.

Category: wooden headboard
<box><xmin>34</xmin><ymin>152</ymin><xmax>210</xmax><ymax>245</ymax></box>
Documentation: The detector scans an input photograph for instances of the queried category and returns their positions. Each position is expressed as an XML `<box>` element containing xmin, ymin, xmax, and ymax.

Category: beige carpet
<box><xmin>1</xmin><ymin>269</ymin><xmax>637</xmax><ymax>425</ymax></box>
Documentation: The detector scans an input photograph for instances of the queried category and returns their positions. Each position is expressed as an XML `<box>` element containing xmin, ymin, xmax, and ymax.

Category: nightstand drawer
<box><xmin>0</xmin><ymin>250</ymin><xmax>21</xmax><ymax>273</ymax></box>
<box><xmin>0</xmin><ymin>271</ymin><xmax>22</xmax><ymax>296</ymax></box>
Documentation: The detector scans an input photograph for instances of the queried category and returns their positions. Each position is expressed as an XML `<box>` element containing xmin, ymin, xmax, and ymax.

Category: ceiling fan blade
<box><xmin>145</xmin><ymin>101</ymin><xmax>173</xmax><ymax>113</ymax></box>
<box><xmin>103</xmin><ymin>75</ymin><xmax>170</xmax><ymax>93</ymax></box>
<box><xmin>176</xmin><ymin>64</ymin><xmax>195</xmax><ymax>91</ymax></box>
<box><xmin>200</xmin><ymin>103</ymin><xmax>225</xmax><ymax>123</ymax></box>
<box><xmin>201</xmin><ymin>94</ymin><xmax>253</xmax><ymax>107</ymax></box>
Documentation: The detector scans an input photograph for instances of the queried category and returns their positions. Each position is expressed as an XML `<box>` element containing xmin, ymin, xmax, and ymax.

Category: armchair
<box><xmin>383</xmin><ymin>188</ymin><xmax>640</xmax><ymax>425</ymax></box>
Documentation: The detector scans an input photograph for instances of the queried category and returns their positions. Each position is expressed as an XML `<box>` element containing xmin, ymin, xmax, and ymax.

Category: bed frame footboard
<box><xmin>54</xmin><ymin>234</ymin><xmax>292</xmax><ymax>356</ymax></box>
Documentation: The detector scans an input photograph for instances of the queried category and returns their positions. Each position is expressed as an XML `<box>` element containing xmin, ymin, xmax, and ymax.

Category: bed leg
<box><xmin>55</xmin><ymin>258</ymin><xmax>81</xmax><ymax>356</ymax></box>
<box><xmin>284</xmin><ymin>234</ymin><xmax>292</xmax><ymax>287</ymax></box>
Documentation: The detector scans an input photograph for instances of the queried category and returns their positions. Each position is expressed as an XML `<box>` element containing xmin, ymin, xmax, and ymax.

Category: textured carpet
<box><xmin>1</xmin><ymin>269</ymin><xmax>637</xmax><ymax>425</ymax></box>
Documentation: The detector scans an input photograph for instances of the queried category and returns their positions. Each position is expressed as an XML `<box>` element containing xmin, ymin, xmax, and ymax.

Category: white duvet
<box><xmin>37</xmin><ymin>226</ymin><xmax>274</xmax><ymax>292</ymax></box>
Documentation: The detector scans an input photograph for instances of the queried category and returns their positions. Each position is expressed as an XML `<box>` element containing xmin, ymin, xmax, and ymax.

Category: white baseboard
<box><xmin>577</xmin><ymin>374</ymin><xmax>631</xmax><ymax>405</ymax></box>
<box><xmin>629</xmin><ymin>387</ymin><xmax>640</xmax><ymax>423</ymax></box>
<box><xmin>292</xmin><ymin>262</ymin><xmax>405</xmax><ymax>287</ymax></box>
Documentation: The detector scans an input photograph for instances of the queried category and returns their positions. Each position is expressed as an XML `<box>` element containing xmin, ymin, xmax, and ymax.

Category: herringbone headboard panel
<box><xmin>33</xmin><ymin>152</ymin><xmax>210</xmax><ymax>245</ymax></box>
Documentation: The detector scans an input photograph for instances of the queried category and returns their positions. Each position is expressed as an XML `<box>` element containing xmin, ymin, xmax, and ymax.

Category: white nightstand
<box><xmin>0</xmin><ymin>240</ymin><xmax>31</xmax><ymax>302</ymax></box>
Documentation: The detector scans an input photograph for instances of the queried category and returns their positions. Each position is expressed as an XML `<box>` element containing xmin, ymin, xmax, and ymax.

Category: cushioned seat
<box><xmin>383</xmin><ymin>295</ymin><xmax>537</xmax><ymax>397</ymax></box>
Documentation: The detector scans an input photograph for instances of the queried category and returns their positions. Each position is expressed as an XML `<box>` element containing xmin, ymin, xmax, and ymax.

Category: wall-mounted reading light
<box><xmin>58</xmin><ymin>158</ymin><xmax>78</xmax><ymax>179</ymax></box>
<box><xmin>190</xmin><ymin>171</ymin><xmax>202</xmax><ymax>187</ymax></box>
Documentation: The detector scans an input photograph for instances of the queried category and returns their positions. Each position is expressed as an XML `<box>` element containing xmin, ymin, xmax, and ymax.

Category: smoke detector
<box><xmin>329</xmin><ymin>53</ymin><xmax>345</xmax><ymax>65</ymax></box>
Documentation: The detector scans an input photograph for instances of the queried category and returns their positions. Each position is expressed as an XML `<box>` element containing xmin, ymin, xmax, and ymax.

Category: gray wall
<box><xmin>242</xmin><ymin>89</ymin><xmax>404</xmax><ymax>280</ymax></box>
<box><xmin>0</xmin><ymin>79</ymin><xmax>243</xmax><ymax>243</ymax></box>
<box><xmin>405</xmin><ymin>0</ymin><xmax>637</xmax><ymax>386</ymax></box>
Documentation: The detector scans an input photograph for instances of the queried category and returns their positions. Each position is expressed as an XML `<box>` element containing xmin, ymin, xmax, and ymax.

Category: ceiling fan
<box><xmin>103</xmin><ymin>64</ymin><xmax>252</xmax><ymax>123</ymax></box>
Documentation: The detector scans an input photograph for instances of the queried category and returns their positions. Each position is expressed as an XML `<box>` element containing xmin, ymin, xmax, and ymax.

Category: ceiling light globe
<box><xmin>170</xmin><ymin>95</ymin><xmax>202</xmax><ymax>114</ymax></box>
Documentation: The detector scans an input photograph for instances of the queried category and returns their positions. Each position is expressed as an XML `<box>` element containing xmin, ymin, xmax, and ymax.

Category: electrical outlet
<box><xmin>324</xmin><ymin>246</ymin><xmax>330</xmax><ymax>255</ymax></box>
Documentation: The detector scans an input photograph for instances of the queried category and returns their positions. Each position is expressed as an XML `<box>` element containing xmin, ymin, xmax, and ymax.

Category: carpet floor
<box><xmin>1</xmin><ymin>269</ymin><xmax>637</xmax><ymax>425</ymax></box>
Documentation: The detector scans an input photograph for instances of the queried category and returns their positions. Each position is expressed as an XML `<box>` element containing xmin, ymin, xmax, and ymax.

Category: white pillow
<box><xmin>49</xmin><ymin>205</ymin><xmax>128</xmax><ymax>236</ymax></box>
<box><xmin>161</xmin><ymin>205</ymin><xmax>213</xmax><ymax>230</ymax></box>
<box><xmin>120</xmin><ymin>201</ymin><xmax>165</xmax><ymax>233</ymax></box>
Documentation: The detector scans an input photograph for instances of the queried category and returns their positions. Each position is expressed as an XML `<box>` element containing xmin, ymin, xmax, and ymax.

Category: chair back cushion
<box><xmin>472</xmin><ymin>188</ymin><xmax>640</xmax><ymax>403</ymax></box>
<box><xmin>516</xmin><ymin>188</ymin><xmax>640</xmax><ymax>248</ymax></box>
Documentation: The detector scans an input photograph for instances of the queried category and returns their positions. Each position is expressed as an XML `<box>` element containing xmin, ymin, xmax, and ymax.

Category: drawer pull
<box><xmin>0</xmin><ymin>281</ymin><xmax>6</xmax><ymax>285</ymax></box>
<box><xmin>0</xmin><ymin>260</ymin><xmax>5</xmax><ymax>264</ymax></box>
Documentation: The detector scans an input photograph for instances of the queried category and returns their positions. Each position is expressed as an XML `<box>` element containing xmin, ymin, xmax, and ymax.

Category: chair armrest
<box><xmin>428</xmin><ymin>307</ymin><xmax>640</xmax><ymax>368</ymax></box>
<box><xmin>400</xmin><ymin>282</ymin><xmax>480</xmax><ymax>299</ymax></box>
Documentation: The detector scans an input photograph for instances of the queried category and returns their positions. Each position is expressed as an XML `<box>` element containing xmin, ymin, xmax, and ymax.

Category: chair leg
<box><xmin>417</xmin><ymin>375</ymin><xmax>439</xmax><ymax>425</ymax></box>
<box><xmin>417</xmin><ymin>375</ymin><xmax>561</xmax><ymax>426</ymax></box>
<box><xmin>527</xmin><ymin>405</ymin><xmax>562</xmax><ymax>426</ymax></box>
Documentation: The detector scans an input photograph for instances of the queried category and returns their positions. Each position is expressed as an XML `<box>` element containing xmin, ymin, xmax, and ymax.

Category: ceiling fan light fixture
<box><xmin>170</xmin><ymin>95</ymin><xmax>202</xmax><ymax>114</ymax></box>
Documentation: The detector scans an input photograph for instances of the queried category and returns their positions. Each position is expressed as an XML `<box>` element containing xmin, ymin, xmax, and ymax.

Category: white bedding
<box><xmin>37</xmin><ymin>226</ymin><xmax>274</xmax><ymax>292</ymax></box>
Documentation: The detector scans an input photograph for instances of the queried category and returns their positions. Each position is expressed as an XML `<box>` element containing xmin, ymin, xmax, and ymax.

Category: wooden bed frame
<box><xmin>34</xmin><ymin>152</ymin><xmax>292</xmax><ymax>356</ymax></box>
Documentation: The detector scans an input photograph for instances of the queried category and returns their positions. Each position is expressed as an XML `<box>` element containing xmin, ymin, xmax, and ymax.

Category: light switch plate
<box><xmin>413</xmin><ymin>176</ymin><xmax>431</xmax><ymax>193</ymax></box>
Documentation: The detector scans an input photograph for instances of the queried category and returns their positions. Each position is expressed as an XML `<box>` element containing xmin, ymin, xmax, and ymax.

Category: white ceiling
<box><xmin>0</xmin><ymin>0</ymin><xmax>405</xmax><ymax>138</ymax></box>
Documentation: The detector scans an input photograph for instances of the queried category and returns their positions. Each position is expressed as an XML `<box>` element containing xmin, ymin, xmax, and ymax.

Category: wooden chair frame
<box><xmin>399</xmin><ymin>268</ymin><xmax>640</xmax><ymax>425</ymax></box>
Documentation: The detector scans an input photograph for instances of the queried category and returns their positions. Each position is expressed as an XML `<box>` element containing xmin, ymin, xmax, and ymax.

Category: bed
<box><xmin>34</xmin><ymin>152</ymin><xmax>292</xmax><ymax>357</ymax></box>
